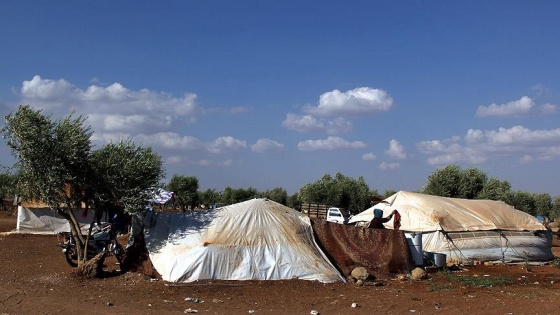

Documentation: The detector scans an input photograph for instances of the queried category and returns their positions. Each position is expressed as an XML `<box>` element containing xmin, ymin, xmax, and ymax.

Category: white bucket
<box><xmin>406</xmin><ymin>233</ymin><xmax>423</xmax><ymax>266</ymax></box>
<box><xmin>434</xmin><ymin>253</ymin><xmax>447</xmax><ymax>268</ymax></box>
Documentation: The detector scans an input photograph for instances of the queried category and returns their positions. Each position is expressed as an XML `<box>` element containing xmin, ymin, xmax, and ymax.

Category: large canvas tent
<box><xmin>349</xmin><ymin>191</ymin><xmax>554</xmax><ymax>264</ymax></box>
<box><xmin>16</xmin><ymin>205</ymin><xmax>96</xmax><ymax>234</ymax></box>
<box><xmin>144</xmin><ymin>198</ymin><xmax>345</xmax><ymax>283</ymax></box>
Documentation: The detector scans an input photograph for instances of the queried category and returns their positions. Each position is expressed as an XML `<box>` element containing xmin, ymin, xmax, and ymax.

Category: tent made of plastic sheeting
<box><xmin>348</xmin><ymin>191</ymin><xmax>554</xmax><ymax>264</ymax></box>
<box><xmin>144</xmin><ymin>198</ymin><xmax>345</xmax><ymax>283</ymax></box>
<box><xmin>16</xmin><ymin>206</ymin><xmax>96</xmax><ymax>234</ymax></box>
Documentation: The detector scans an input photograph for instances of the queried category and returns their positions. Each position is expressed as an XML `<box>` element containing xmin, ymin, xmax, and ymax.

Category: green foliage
<box><xmin>477</xmin><ymin>177</ymin><xmax>512</xmax><ymax>201</ymax></box>
<box><xmin>299</xmin><ymin>173</ymin><xmax>370</xmax><ymax>214</ymax></box>
<box><xmin>166</xmin><ymin>175</ymin><xmax>199</xmax><ymax>212</ymax></box>
<box><xmin>260</xmin><ymin>187</ymin><xmax>288</xmax><ymax>205</ymax></box>
<box><xmin>552</xmin><ymin>197</ymin><xmax>560</xmax><ymax>218</ymax></box>
<box><xmin>428</xmin><ymin>283</ymin><xmax>454</xmax><ymax>291</ymax></box>
<box><xmin>0</xmin><ymin>172</ymin><xmax>18</xmax><ymax>197</ymax></box>
<box><xmin>2</xmin><ymin>105</ymin><xmax>165</xmax><ymax>218</ymax></box>
<box><xmin>533</xmin><ymin>193</ymin><xmax>553</xmax><ymax>216</ymax></box>
<box><xmin>423</xmin><ymin>165</ymin><xmax>518</xmax><ymax>204</ymax></box>
<box><xmin>286</xmin><ymin>192</ymin><xmax>300</xmax><ymax>209</ymax></box>
<box><xmin>551</xmin><ymin>256</ymin><xmax>560</xmax><ymax>268</ymax></box>
<box><xmin>90</xmin><ymin>140</ymin><xmax>164</xmax><ymax>215</ymax></box>
<box><xmin>422</xmin><ymin>164</ymin><xmax>462</xmax><ymax>197</ymax></box>
<box><xmin>2</xmin><ymin>105</ymin><xmax>92</xmax><ymax>208</ymax></box>
<box><xmin>509</xmin><ymin>190</ymin><xmax>536</xmax><ymax>215</ymax></box>
<box><xmin>459</xmin><ymin>168</ymin><xmax>487</xmax><ymax>199</ymax></box>
<box><xmin>199</xmin><ymin>188</ymin><xmax>219</xmax><ymax>209</ymax></box>
<box><xmin>220</xmin><ymin>186</ymin><xmax>258</xmax><ymax>205</ymax></box>
<box><xmin>446</xmin><ymin>274</ymin><xmax>513</xmax><ymax>287</ymax></box>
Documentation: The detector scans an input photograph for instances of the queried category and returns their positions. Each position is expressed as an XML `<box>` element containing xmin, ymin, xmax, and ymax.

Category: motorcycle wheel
<box><xmin>63</xmin><ymin>245</ymin><xmax>79</xmax><ymax>267</ymax></box>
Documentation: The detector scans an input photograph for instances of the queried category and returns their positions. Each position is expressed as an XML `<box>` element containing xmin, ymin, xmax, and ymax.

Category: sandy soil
<box><xmin>1</xmin><ymin>212</ymin><xmax>560</xmax><ymax>315</ymax></box>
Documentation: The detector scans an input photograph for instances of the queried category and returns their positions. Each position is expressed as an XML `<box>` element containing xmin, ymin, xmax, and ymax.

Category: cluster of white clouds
<box><xmin>282</xmin><ymin>87</ymin><xmax>405</xmax><ymax>169</ymax></box>
<box><xmin>475</xmin><ymin>96</ymin><xmax>556</xmax><ymax>117</ymax></box>
<box><xmin>12</xmin><ymin>75</ymin><xmax>560</xmax><ymax>172</ymax></box>
<box><xmin>18</xmin><ymin>76</ymin><xmax>255</xmax><ymax>166</ymax></box>
<box><xmin>417</xmin><ymin>125</ymin><xmax>560</xmax><ymax>165</ymax></box>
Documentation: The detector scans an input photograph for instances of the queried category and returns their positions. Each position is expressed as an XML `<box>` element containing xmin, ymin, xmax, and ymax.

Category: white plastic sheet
<box><xmin>145</xmin><ymin>198</ymin><xmax>345</xmax><ymax>283</ymax></box>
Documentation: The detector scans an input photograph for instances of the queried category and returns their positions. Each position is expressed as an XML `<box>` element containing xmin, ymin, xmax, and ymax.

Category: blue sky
<box><xmin>1</xmin><ymin>1</ymin><xmax>559</xmax><ymax>196</ymax></box>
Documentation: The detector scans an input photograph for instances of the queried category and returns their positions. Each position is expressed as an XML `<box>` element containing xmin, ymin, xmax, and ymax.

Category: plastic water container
<box><xmin>434</xmin><ymin>253</ymin><xmax>447</xmax><ymax>268</ymax></box>
<box><xmin>406</xmin><ymin>233</ymin><xmax>423</xmax><ymax>266</ymax></box>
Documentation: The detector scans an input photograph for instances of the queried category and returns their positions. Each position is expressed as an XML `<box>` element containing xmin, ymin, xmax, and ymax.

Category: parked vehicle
<box><xmin>326</xmin><ymin>207</ymin><xmax>350</xmax><ymax>224</ymax></box>
<box><xmin>57</xmin><ymin>222</ymin><xmax>125</xmax><ymax>267</ymax></box>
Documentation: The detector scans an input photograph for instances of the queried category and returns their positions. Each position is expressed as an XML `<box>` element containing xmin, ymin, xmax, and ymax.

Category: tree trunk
<box><xmin>75</xmin><ymin>252</ymin><xmax>107</xmax><ymax>278</ymax></box>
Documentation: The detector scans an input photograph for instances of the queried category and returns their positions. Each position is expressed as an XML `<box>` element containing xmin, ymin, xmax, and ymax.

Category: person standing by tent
<box><xmin>369</xmin><ymin>208</ymin><xmax>398</xmax><ymax>229</ymax></box>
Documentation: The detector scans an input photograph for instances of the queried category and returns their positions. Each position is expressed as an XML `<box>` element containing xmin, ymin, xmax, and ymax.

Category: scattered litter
<box><xmin>212</xmin><ymin>298</ymin><xmax>224</xmax><ymax>303</ymax></box>
<box><xmin>184</xmin><ymin>308</ymin><xmax>198</xmax><ymax>313</ymax></box>
<box><xmin>310</xmin><ymin>310</ymin><xmax>320</xmax><ymax>315</ymax></box>
<box><xmin>351</xmin><ymin>302</ymin><xmax>358</xmax><ymax>308</ymax></box>
<box><xmin>185</xmin><ymin>297</ymin><xmax>204</xmax><ymax>303</ymax></box>
<box><xmin>248</xmin><ymin>310</ymin><xmax>255</xmax><ymax>314</ymax></box>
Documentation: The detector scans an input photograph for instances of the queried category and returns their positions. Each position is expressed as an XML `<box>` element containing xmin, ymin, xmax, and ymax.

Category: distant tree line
<box><xmin>160</xmin><ymin>165</ymin><xmax>560</xmax><ymax>218</ymax></box>
<box><xmin>4</xmin><ymin>163</ymin><xmax>559</xmax><ymax>218</ymax></box>
<box><xmin>3</xmin><ymin>164</ymin><xmax>560</xmax><ymax>218</ymax></box>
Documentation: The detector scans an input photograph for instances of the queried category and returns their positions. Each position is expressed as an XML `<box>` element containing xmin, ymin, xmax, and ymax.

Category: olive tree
<box><xmin>166</xmin><ymin>175</ymin><xmax>199</xmax><ymax>212</ymax></box>
<box><xmin>478</xmin><ymin>177</ymin><xmax>512</xmax><ymax>202</ymax></box>
<box><xmin>2</xmin><ymin>105</ymin><xmax>93</xmax><ymax>267</ymax></box>
<box><xmin>2</xmin><ymin>105</ymin><xmax>164</xmax><ymax>273</ymax></box>
<box><xmin>299</xmin><ymin>172</ymin><xmax>370</xmax><ymax>214</ymax></box>
<box><xmin>90</xmin><ymin>141</ymin><xmax>164</xmax><ymax>215</ymax></box>
<box><xmin>532</xmin><ymin>193</ymin><xmax>552</xmax><ymax>217</ymax></box>
<box><xmin>459</xmin><ymin>168</ymin><xmax>487</xmax><ymax>199</ymax></box>
<box><xmin>0</xmin><ymin>171</ymin><xmax>18</xmax><ymax>212</ymax></box>
<box><xmin>260</xmin><ymin>187</ymin><xmax>288</xmax><ymax>205</ymax></box>
<box><xmin>509</xmin><ymin>190</ymin><xmax>536</xmax><ymax>215</ymax></box>
<box><xmin>199</xmin><ymin>188</ymin><xmax>219</xmax><ymax>209</ymax></box>
<box><xmin>422</xmin><ymin>164</ymin><xmax>462</xmax><ymax>197</ymax></box>
<box><xmin>552</xmin><ymin>197</ymin><xmax>560</xmax><ymax>219</ymax></box>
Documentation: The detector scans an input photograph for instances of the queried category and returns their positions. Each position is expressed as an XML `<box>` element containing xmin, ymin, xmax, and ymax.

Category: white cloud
<box><xmin>475</xmin><ymin>96</ymin><xmax>534</xmax><ymax>117</ymax></box>
<box><xmin>417</xmin><ymin>125</ymin><xmax>560</xmax><ymax>166</ymax></box>
<box><xmin>19</xmin><ymin>75</ymin><xmax>198</xmax><ymax>134</ymax></box>
<box><xmin>133</xmin><ymin>132</ymin><xmax>204</xmax><ymax>150</ymax></box>
<box><xmin>251</xmin><ymin>138</ymin><xmax>285</xmax><ymax>153</ymax></box>
<box><xmin>378</xmin><ymin>162</ymin><xmax>400</xmax><ymax>170</ymax></box>
<box><xmin>385</xmin><ymin>139</ymin><xmax>407</xmax><ymax>159</ymax></box>
<box><xmin>362</xmin><ymin>152</ymin><xmax>377</xmax><ymax>161</ymax></box>
<box><xmin>519</xmin><ymin>155</ymin><xmax>533</xmax><ymax>164</ymax></box>
<box><xmin>303</xmin><ymin>87</ymin><xmax>393</xmax><ymax>117</ymax></box>
<box><xmin>297</xmin><ymin>136</ymin><xmax>367</xmax><ymax>151</ymax></box>
<box><xmin>206</xmin><ymin>136</ymin><xmax>247</xmax><ymax>154</ymax></box>
<box><xmin>282</xmin><ymin>113</ymin><xmax>352</xmax><ymax>134</ymax></box>
<box><xmin>531</xmin><ymin>83</ymin><xmax>550</xmax><ymax>98</ymax></box>
<box><xmin>540</xmin><ymin>103</ymin><xmax>557</xmax><ymax>114</ymax></box>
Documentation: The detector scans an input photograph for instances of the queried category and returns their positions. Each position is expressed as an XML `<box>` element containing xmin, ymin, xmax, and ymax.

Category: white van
<box><xmin>326</xmin><ymin>207</ymin><xmax>350</xmax><ymax>224</ymax></box>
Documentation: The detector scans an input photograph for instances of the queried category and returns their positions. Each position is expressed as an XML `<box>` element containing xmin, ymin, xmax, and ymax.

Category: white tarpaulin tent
<box><xmin>349</xmin><ymin>191</ymin><xmax>553</xmax><ymax>264</ymax></box>
<box><xmin>144</xmin><ymin>198</ymin><xmax>345</xmax><ymax>283</ymax></box>
<box><xmin>16</xmin><ymin>206</ymin><xmax>96</xmax><ymax>234</ymax></box>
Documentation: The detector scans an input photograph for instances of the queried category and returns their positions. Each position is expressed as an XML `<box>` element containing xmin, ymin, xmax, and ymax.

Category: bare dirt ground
<box><xmin>1</xmin><ymin>211</ymin><xmax>560</xmax><ymax>315</ymax></box>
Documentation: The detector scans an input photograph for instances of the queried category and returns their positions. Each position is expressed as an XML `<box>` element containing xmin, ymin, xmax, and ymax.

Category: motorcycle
<box><xmin>57</xmin><ymin>222</ymin><xmax>125</xmax><ymax>267</ymax></box>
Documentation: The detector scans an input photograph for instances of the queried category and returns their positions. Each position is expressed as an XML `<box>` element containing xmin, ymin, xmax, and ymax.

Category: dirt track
<box><xmin>1</xmin><ymin>212</ymin><xmax>560</xmax><ymax>314</ymax></box>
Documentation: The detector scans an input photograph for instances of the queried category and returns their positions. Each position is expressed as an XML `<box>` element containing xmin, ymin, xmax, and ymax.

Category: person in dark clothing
<box><xmin>369</xmin><ymin>208</ymin><xmax>398</xmax><ymax>229</ymax></box>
